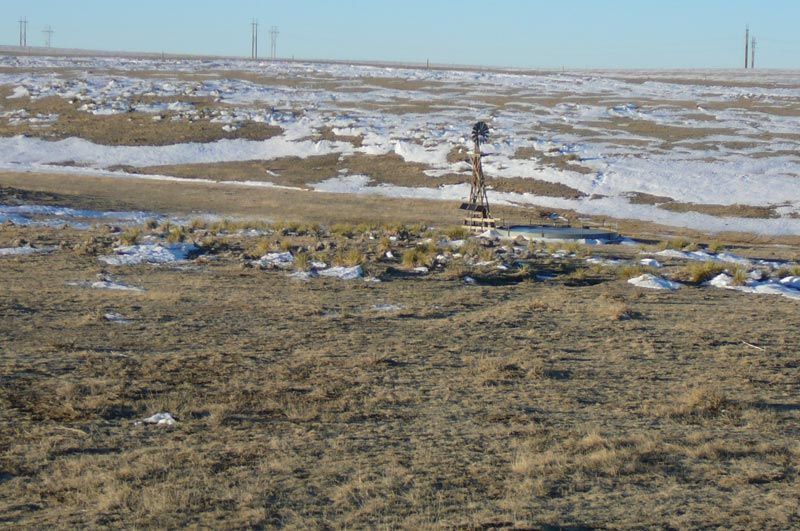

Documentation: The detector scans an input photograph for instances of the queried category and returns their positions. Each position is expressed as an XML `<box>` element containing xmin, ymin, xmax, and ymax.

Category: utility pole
<box><xmin>18</xmin><ymin>17</ymin><xmax>28</xmax><ymax>47</ymax></box>
<box><xmin>269</xmin><ymin>26</ymin><xmax>279</xmax><ymax>60</ymax></box>
<box><xmin>744</xmin><ymin>25</ymin><xmax>749</xmax><ymax>69</ymax></box>
<box><xmin>43</xmin><ymin>25</ymin><xmax>54</xmax><ymax>48</ymax></box>
<box><xmin>251</xmin><ymin>19</ymin><xmax>259</xmax><ymax>60</ymax></box>
<box><xmin>751</xmin><ymin>37</ymin><xmax>756</xmax><ymax>69</ymax></box>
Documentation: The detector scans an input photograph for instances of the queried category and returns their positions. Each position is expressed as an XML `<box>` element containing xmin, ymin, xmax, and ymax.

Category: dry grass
<box><xmin>1</xmin><ymin>182</ymin><xmax>800</xmax><ymax>527</ymax></box>
<box><xmin>0</xmin><ymin>94</ymin><xmax>282</xmax><ymax>146</ymax></box>
<box><xmin>681</xmin><ymin>261</ymin><xmax>727</xmax><ymax>283</ymax></box>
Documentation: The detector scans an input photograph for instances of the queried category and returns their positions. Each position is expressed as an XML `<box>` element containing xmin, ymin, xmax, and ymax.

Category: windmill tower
<box><xmin>460</xmin><ymin>121</ymin><xmax>497</xmax><ymax>232</ymax></box>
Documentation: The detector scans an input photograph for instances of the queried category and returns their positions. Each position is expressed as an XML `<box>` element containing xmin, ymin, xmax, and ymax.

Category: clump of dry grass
<box><xmin>330</xmin><ymin>223</ymin><xmax>356</xmax><ymax>239</ymax></box>
<box><xmin>251</xmin><ymin>239</ymin><xmax>272</xmax><ymax>257</ymax></box>
<box><xmin>440</xmin><ymin>261</ymin><xmax>471</xmax><ymax>280</ymax></box>
<box><xmin>774</xmin><ymin>265</ymin><xmax>800</xmax><ymax>278</ymax></box>
<box><xmin>682</xmin><ymin>261</ymin><xmax>726</xmax><ymax>283</ymax></box>
<box><xmin>597</xmin><ymin>295</ymin><xmax>635</xmax><ymax>321</ymax></box>
<box><xmin>443</xmin><ymin>226</ymin><xmax>470</xmax><ymax>240</ymax></box>
<box><xmin>658</xmin><ymin>386</ymin><xmax>729</xmax><ymax>419</ymax></box>
<box><xmin>293</xmin><ymin>252</ymin><xmax>310</xmax><ymax>271</ymax></box>
<box><xmin>616</xmin><ymin>264</ymin><xmax>654</xmax><ymax>280</ymax></box>
<box><xmin>707</xmin><ymin>240</ymin><xmax>725</xmax><ymax>254</ymax></box>
<box><xmin>401</xmin><ymin>247</ymin><xmax>432</xmax><ymax>268</ymax></box>
<box><xmin>334</xmin><ymin>248</ymin><xmax>364</xmax><ymax>267</ymax></box>
<box><xmin>659</xmin><ymin>237</ymin><xmax>691</xmax><ymax>251</ymax></box>
<box><xmin>730</xmin><ymin>267</ymin><xmax>749</xmax><ymax>286</ymax></box>
<box><xmin>118</xmin><ymin>227</ymin><xmax>143</xmax><ymax>246</ymax></box>
<box><xmin>165</xmin><ymin>225</ymin><xmax>187</xmax><ymax>244</ymax></box>
<box><xmin>376</xmin><ymin>236</ymin><xmax>393</xmax><ymax>255</ymax></box>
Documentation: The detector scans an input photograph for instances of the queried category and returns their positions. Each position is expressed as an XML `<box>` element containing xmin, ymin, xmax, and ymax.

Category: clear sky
<box><xmin>3</xmin><ymin>0</ymin><xmax>799</xmax><ymax>69</ymax></box>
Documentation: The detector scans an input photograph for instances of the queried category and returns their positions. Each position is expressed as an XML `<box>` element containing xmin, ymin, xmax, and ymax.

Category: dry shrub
<box><xmin>707</xmin><ymin>240</ymin><xmax>725</xmax><ymax>253</ymax></box>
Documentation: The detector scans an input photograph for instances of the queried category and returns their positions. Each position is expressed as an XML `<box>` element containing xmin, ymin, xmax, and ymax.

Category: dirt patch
<box><xmin>514</xmin><ymin>146</ymin><xmax>595</xmax><ymax>175</ymax></box>
<box><xmin>600</xmin><ymin>119</ymin><xmax>735</xmax><ymax>144</ymax></box>
<box><xmin>626</xmin><ymin>192</ymin><xmax>781</xmax><ymax>219</ymax></box>
<box><xmin>0</xmin><ymin>92</ymin><xmax>283</xmax><ymax>146</ymax></box>
<box><xmin>659</xmin><ymin>201</ymin><xmax>780</xmax><ymax>219</ymax></box>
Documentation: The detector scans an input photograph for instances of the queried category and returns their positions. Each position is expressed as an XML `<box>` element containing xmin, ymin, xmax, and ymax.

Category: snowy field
<box><xmin>1</xmin><ymin>55</ymin><xmax>800</xmax><ymax>235</ymax></box>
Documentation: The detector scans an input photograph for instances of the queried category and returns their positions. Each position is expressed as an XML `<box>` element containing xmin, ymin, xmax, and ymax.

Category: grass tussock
<box><xmin>731</xmin><ymin>267</ymin><xmax>749</xmax><ymax>286</ymax></box>
<box><xmin>118</xmin><ymin>227</ymin><xmax>143</xmax><ymax>246</ymax></box>
<box><xmin>682</xmin><ymin>261</ymin><xmax>726</xmax><ymax>283</ymax></box>
<box><xmin>334</xmin><ymin>248</ymin><xmax>364</xmax><ymax>267</ymax></box>
<box><xmin>616</xmin><ymin>264</ymin><xmax>655</xmax><ymax>280</ymax></box>
<box><xmin>443</xmin><ymin>226</ymin><xmax>470</xmax><ymax>240</ymax></box>
<box><xmin>401</xmin><ymin>246</ymin><xmax>435</xmax><ymax>268</ymax></box>
<box><xmin>659</xmin><ymin>237</ymin><xmax>691</xmax><ymax>251</ymax></box>
<box><xmin>657</xmin><ymin>386</ymin><xmax>729</xmax><ymax>419</ymax></box>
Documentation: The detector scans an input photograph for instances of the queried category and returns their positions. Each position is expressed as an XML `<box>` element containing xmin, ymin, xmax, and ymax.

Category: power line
<box><xmin>744</xmin><ymin>25</ymin><xmax>749</xmax><ymax>69</ymax></box>
<box><xmin>269</xmin><ymin>26</ymin><xmax>279</xmax><ymax>60</ymax></box>
<box><xmin>18</xmin><ymin>17</ymin><xmax>27</xmax><ymax>47</ymax></box>
<box><xmin>43</xmin><ymin>25</ymin><xmax>54</xmax><ymax>48</ymax></box>
<box><xmin>251</xmin><ymin>19</ymin><xmax>259</xmax><ymax>60</ymax></box>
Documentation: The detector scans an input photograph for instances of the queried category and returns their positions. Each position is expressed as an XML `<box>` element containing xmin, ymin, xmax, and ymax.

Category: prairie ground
<box><xmin>1</xmin><ymin>179</ymin><xmax>799</xmax><ymax>528</ymax></box>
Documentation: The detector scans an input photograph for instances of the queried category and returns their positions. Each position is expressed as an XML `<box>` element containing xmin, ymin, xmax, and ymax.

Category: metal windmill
<box><xmin>460</xmin><ymin>121</ymin><xmax>497</xmax><ymax>232</ymax></box>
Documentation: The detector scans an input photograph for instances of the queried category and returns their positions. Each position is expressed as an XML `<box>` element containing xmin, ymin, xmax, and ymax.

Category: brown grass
<box><xmin>1</xmin><ymin>218</ymin><xmax>799</xmax><ymax>528</ymax></box>
<box><xmin>0</xmin><ymin>94</ymin><xmax>282</xmax><ymax>146</ymax></box>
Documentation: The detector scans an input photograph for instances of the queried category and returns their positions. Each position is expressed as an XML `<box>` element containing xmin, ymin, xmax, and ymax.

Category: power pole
<box><xmin>19</xmin><ymin>17</ymin><xmax>28</xmax><ymax>47</ymax></box>
<box><xmin>43</xmin><ymin>25</ymin><xmax>54</xmax><ymax>48</ymax></box>
<box><xmin>269</xmin><ymin>26</ymin><xmax>279</xmax><ymax>60</ymax></box>
<box><xmin>251</xmin><ymin>19</ymin><xmax>259</xmax><ymax>59</ymax></box>
<box><xmin>744</xmin><ymin>25</ymin><xmax>749</xmax><ymax>69</ymax></box>
<box><xmin>751</xmin><ymin>37</ymin><xmax>756</xmax><ymax>69</ymax></box>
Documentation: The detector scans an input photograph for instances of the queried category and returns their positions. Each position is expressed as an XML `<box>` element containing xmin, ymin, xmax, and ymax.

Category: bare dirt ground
<box><xmin>1</xmin><ymin>177</ymin><xmax>799</xmax><ymax>528</ymax></box>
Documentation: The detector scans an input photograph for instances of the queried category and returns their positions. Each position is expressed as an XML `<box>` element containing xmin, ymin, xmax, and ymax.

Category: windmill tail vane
<box><xmin>460</xmin><ymin>121</ymin><xmax>497</xmax><ymax>233</ymax></box>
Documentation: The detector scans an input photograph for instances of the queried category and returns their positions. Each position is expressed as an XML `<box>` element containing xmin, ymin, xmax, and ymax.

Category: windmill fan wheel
<box><xmin>471</xmin><ymin>121</ymin><xmax>490</xmax><ymax>144</ymax></box>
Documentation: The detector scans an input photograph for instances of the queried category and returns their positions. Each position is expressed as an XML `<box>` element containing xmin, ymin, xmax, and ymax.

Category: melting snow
<box><xmin>138</xmin><ymin>412</ymin><xmax>177</xmax><ymax>427</ymax></box>
<box><xmin>707</xmin><ymin>273</ymin><xmax>800</xmax><ymax>301</ymax></box>
<box><xmin>67</xmin><ymin>277</ymin><xmax>144</xmax><ymax>292</ymax></box>
<box><xmin>628</xmin><ymin>274</ymin><xmax>683</xmax><ymax>291</ymax></box>
<box><xmin>254</xmin><ymin>251</ymin><xmax>294</xmax><ymax>269</ymax></box>
<box><xmin>98</xmin><ymin>243</ymin><xmax>197</xmax><ymax>266</ymax></box>
<box><xmin>0</xmin><ymin>245</ymin><xmax>56</xmax><ymax>256</ymax></box>
<box><xmin>104</xmin><ymin>312</ymin><xmax>131</xmax><ymax>324</ymax></box>
<box><xmin>317</xmin><ymin>265</ymin><xmax>363</xmax><ymax>280</ymax></box>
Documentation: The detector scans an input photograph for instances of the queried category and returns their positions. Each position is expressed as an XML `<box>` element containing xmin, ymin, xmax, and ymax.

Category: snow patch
<box><xmin>254</xmin><ymin>251</ymin><xmax>294</xmax><ymax>269</ymax></box>
<box><xmin>628</xmin><ymin>274</ymin><xmax>682</xmax><ymax>291</ymax></box>
<box><xmin>317</xmin><ymin>265</ymin><xmax>363</xmax><ymax>280</ymax></box>
<box><xmin>98</xmin><ymin>243</ymin><xmax>197</xmax><ymax>266</ymax></box>
<box><xmin>0</xmin><ymin>245</ymin><xmax>56</xmax><ymax>256</ymax></box>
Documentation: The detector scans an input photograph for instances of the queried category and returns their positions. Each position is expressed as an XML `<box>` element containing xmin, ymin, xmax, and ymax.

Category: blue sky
<box><xmin>3</xmin><ymin>0</ymin><xmax>799</xmax><ymax>69</ymax></box>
